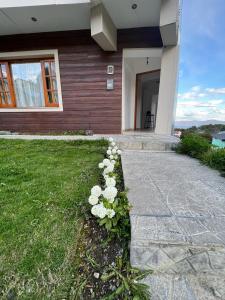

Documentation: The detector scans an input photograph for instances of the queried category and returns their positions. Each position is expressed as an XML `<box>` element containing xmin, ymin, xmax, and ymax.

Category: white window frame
<box><xmin>0</xmin><ymin>49</ymin><xmax>63</xmax><ymax>112</ymax></box>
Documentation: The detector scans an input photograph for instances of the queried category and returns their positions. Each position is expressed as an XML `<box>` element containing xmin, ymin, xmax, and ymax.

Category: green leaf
<box><xmin>99</xmin><ymin>218</ymin><xmax>107</xmax><ymax>226</ymax></box>
<box><xmin>101</xmin><ymin>271</ymin><xmax>115</xmax><ymax>282</ymax></box>
<box><xmin>115</xmin><ymin>284</ymin><xmax>125</xmax><ymax>295</ymax></box>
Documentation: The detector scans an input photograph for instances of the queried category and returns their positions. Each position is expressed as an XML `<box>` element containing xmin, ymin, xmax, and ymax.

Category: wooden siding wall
<box><xmin>0</xmin><ymin>28</ymin><xmax>162</xmax><ymax>134</ymax></box>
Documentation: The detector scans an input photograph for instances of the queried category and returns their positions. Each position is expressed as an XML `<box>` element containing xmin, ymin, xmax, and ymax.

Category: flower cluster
<box><xmin>88</xmin><ymin>137</ymin><xmax>122</xmax><ymax>220</ymax></box>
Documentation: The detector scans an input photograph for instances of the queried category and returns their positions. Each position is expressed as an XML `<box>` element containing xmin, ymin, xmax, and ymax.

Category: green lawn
<box><xmin>0</xmin><ymin>139</ymin><xmax>107</xmax><ymax>299</ymax></box>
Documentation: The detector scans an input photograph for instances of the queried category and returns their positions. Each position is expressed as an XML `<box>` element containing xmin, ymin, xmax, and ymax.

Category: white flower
<box><xmin>117</xmin><ymin>150</ymin><xmax>122</xmax><ymax>155</ymax></box>
<box><xmin>108</xmin><ymin>146</ymin><xmax>112</xmax><ymax>150</ymax></box>
<box><xmin>91</xmin><ymin>203</ymin><xmax>107</xmax><ymax>219</ymax></box>
<box><xmin>91</xmin><ymin>205</ymin><xmax>99</xmax><ymax>216</ymax></box>
<box><xmin>103</xmin><ymin>164</ymin><xmax>114</xmax><ymax>174</ymax></box>
<box><xmin>88</xmin><ymin>195</ymin><xmax>99</xmax><ymax>205</ymax></box>
<box><xmin>106</xmin><ymin>177</ymin><xmax>116</xmax><ymax>187</ymax></box>
<box><xmin>103</xmin><ymin>158</ymin><xmax>111</xmax><ymax>167</ymax></box>
<box><xmin>97</xmin><ymin>203</ymin><xmax>107</xmax><ymax>218</ymax></box>
<box><xmin>103</xmin><ymin>186</ymin><xmax>118</xmax><ymax>202</ymax></box>
<box><xmin>98</xmin><ymin>208</ymin><xmax>107</xmax><ymax>219</ymax></box>
<box><xmin>111</xmin><ymin>142</ymin><xmax>116</xmax><ymax>147</ymax></box>
<box><xmin>107</xmin><ymin>149</ymin><xmax>112</xmax><ymax>155</ymax></box>
<box><xmin>91</xmin><ymin>185</ymin><xmax>102</xmax><ymax>197</ymax></box>
<box><xmin>114</xmin><ymin>146</ymin><xmax>118</xmax><ymax>150</ymax></box>
<box><xmin>114</xmin><ymin>155</ymin><xmax>118</xmax><ymax>160</ymax></box>
<box><xmin>109</xmin><ymin>155</ymin><xmax>114</xmax><ymax>160</ymax></box>
<box><xmin>111</xmin><ymin>160</ymin><xmax>116</xmax><ymax>164</ymax></box>
<box><xmin>107</xmin><ymin>209</ymin><xmax>116</xmax><ymax>219</ymax></box>
<box><xmin>109</xmin><ymin>137</ymin><xmax>114</xmax><ymax>143</ymax></box>
<box><xmin>98</xmin><ymin>162</ymin><xmax>104</xmax><ymax>169</ymax></box>
<box><xmin>112</xmin><ymin>148</ymin><xmax>117</xmax><ymax>154</ymax></box>
<box><xmin>104</xmin><ymin>175</ymin><xmax>109</xmax><ymax>181</ymax></box>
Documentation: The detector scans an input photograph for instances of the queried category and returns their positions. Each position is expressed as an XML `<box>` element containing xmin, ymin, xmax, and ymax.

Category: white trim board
<box><xmin>0</xmin><ymin>49</ymin><xmax>63</xmax><ymax>113</ymax></box>
<box><xmin>123</xmin><ymin>48</ymin><xmax>162</xmax><ymax>58</ymax></box>
<box><xmin>0</xmin><ymin>0</ymin><xmax>90</xmax><ymax>8</ymax></box>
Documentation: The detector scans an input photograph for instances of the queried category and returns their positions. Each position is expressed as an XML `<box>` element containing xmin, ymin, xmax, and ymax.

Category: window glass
<box><xmin>42</xmin><ymin>61</ymin><xmax>58</xmax><ymax>106</ymax></box>
<box><xmin>0</xmin><ymin>63</ymin><xmax>14</xmax><ymax>107</ymax></box>
<box><xmin>11</xmin><ymin>63</ymin><xmax>45</xmax><ymax>108</ymax></box>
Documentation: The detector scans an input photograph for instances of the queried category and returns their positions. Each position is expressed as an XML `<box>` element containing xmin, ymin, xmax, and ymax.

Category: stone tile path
<box><xmin>122</xmin><ymin>150</ymin><xmax>225</xmax><ymax>300</ymax></box>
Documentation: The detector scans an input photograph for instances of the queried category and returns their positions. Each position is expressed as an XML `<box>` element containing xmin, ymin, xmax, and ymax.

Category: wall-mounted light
<box><xmin>107</xmin><ymin>65</ymin><xmax>114</xmax><ymax>75</ymax></box>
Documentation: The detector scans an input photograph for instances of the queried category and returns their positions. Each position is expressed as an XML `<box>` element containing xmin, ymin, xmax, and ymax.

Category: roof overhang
<box><xmin>0</xmin><ymin>0</ymin><xmax>179</xmax><ymax>50</ymax></box>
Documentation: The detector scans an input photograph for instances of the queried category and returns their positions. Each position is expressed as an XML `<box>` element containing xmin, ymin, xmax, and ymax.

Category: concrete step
<box><xmin>112</xmin><ymin>133</ymin><xmax>179</xmax><ymax>151</ymax></box>
<box><xmin>117</xmin><ymin>140</ymin><xmax>177</xmax><ymax>151</ymax></box>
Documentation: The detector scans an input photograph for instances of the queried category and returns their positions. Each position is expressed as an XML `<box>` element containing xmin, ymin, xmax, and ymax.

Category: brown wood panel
<box><xmin>0</xmin><ymin>27</ymin><xmax>162</xmax><ymax>134</ymax></box>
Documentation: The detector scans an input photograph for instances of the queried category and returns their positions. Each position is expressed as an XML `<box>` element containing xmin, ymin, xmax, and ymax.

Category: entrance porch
<box><xmin>122</xmin><ymin>46</ymin><xmax>179</xmax><ymax>135</ymax></box>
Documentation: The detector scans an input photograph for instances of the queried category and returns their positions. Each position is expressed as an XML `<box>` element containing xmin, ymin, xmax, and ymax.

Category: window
<box><xmin>0</xmin><ymin>59</ymin><xmax>59</xmax><ymax>109</ymax></box>
<box><xmin>0</xmin><ymin>63</ymin><xmax>16</xmax><ymax>108</ymax></box>
<box><xmin>42</xmin><ymin>60</ymin><xmax>59</xmax><ymax>107</ymax></box>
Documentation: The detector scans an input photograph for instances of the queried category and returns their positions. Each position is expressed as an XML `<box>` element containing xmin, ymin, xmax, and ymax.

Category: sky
<box><xmin>176</xmin><ymin>0</ymin><xmax>225</xmax><ymax>122</ymax></box>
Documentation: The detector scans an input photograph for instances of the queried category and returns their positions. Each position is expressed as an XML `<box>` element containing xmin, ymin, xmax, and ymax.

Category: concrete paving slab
<box><xmin>122</xmin><ymin>150</ymin><xmax>225</xmax><ymax>299</ymax></box>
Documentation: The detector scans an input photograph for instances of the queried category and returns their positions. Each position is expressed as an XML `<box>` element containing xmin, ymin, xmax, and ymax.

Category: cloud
<box><xmin>176</xmin><ymin>85</ymin><xmax>225</xmax><ymax>121</ymax></box>
<box><xmin>177</xmin><ymin>100</ymin><xmax>224</xmax><ymax>108</ymax></box>
<box><xmin>208</xmin><ymin>99</ymin><xmax>225</xmax><ymax>105</ymax></box>
<box><xmin>176</xmin><ymin>105</ymin><xmax>225</xmax><ymax>121</ymax></box>
<box><xmin>206</xmin><ymin>88</ymin><xmax>225</xmax><ymax>94</ymax></box>
<box><xmin>178</xmin><ymin>86</ymin><xmax>225</xmax><ymax>101</ymax></box>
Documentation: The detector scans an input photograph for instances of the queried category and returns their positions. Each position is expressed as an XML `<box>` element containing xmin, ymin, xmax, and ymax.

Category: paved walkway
<box><xmin>122</xmin><ymin>150</ymin><xmax>225</xmax><ymax>300</ymax></box>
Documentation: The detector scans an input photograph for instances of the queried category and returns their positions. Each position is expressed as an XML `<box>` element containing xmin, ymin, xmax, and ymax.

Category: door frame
<box><xmin>134</xmin><ymin>69</ymin><xmax>160</xmax><ymax>130</ymax></box>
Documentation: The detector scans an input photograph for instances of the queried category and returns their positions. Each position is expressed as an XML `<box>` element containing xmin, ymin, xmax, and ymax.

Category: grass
<box><xmin>0</xmin><ymin>139</ymin><xmax>107</xmax><ymax>299</ymax></box>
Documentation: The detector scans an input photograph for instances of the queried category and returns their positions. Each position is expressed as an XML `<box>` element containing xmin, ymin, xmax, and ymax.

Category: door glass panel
<box><xmin>48</xmin><ymin>92</ymin><xmax>53</xmax><ymax>103</ymax></box>
<box><xmin>52</xmin><ymin>78</ymin><xmax>57</xmax><ymax>90</ymax></box>
<box><xmin>0</xmin><ymin>80</ymin><xmax>3</xmax><ymax>92</ymax></box>
<box><xmin>1</xmin><ymin>92</ymin><xmax>6</xmax><ymax>104</ymax></box>
<box><xmin>6</xmin><ymin>92</ymin><xmax>11</xmax><ymax>104</ymax></box>
<box><xmin>1</xmin><ymin>64</ymin><xmax>7</xmax><ymax>78</ymax></box>
<box><xmin>54</xmin><ymin>92</ymin><xmax>58</xmax><ymax>104</ymax></box>
<box><xmin>11</xmin><ymin>63</ymin><xmax>45</xmax><ymax>108</ymax></box>
<box><xmin>44</xmin><ymin>62</ymin><xmax>50</xmax><ymax>76</ymax></box>
<box><xmin>46</xmin><ymin>77</ymin><xmax>51</xmax><ymax>90</ymax></box>
<box><xmin>51</xmin><ymin>62</ymin><xmax>56</xmax><ymax>76</ymax></box>
<box><xmin>3</xmin><ymin>79</ymin><xmax>9</xmax><ymax>91</ymax></box>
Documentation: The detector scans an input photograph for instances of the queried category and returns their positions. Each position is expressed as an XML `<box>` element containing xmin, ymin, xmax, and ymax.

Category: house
<box><xmin>212</xmin><ymin>131</ymin><xmax>225</xmax><ymax>148</ymax></box>
<box><xmin>0</xmin><ymin>0</ymin><xmax>180</xmax><ymax>135</ymax></box>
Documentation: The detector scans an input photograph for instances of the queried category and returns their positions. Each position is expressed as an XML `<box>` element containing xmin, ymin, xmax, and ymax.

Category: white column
<box><xmin>155</xmin><ymin>45</ymin><xmax>179</xmax><ymax>135</ymax></box>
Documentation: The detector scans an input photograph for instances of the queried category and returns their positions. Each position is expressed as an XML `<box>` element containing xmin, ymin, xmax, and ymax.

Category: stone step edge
<box><xmin>122</xmin><ymin>149</ymin><xmax>175</xmax><ymax>153</ymax></box>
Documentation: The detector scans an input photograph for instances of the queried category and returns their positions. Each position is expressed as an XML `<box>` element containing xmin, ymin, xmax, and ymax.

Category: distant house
<box><xmin>212</xmin><ymin>132</ymin><xmax>225</xmax><ymax>148</ymax></box>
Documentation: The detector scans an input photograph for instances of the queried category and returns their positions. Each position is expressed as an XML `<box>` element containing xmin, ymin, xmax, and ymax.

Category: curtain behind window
<box><xmin>11</xmin><ymin>63</ymin><xmax>45</xmax><ymax>108</ymax></box>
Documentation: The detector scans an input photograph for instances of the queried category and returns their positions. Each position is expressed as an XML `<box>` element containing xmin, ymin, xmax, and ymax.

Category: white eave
<box><xmin>0</xmin><ymin>0</ymin><xmax>180</xmax><ymax>50</ymax></box>
<box><xmin>0</xmin><ymin>0</ymin><xmax>91</xmax><ymax>8</ymax></box>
